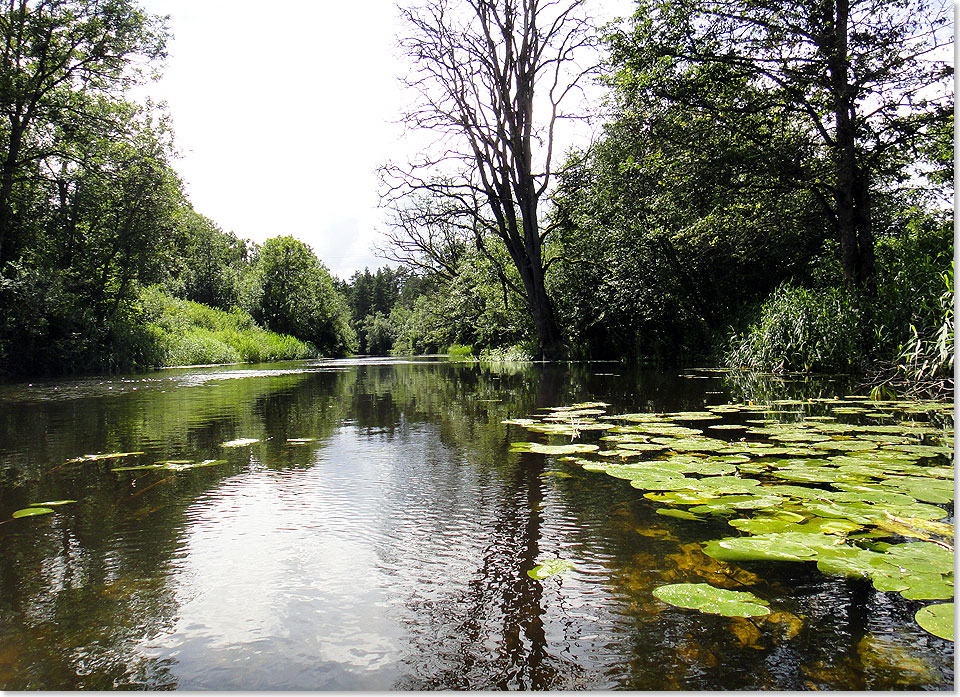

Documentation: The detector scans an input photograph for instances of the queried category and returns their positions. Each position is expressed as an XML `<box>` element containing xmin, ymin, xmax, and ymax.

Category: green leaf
<box><xmin>66</xmin><ymin>451</ymin><xmax>145</xmax><ymax>463</ymax></box>
<box><xmin>915</xmin><ymin>603</ymin><xmax>954</xmax><ymax>641</ymax></box>
<box><xmin>652</xmin><ymin>583</ymin><xmax>770</xmax><ymax>617</ymax></box>
<box><xmin>28</xmin><ymin>500</ymin><xmax>77</xmax><ymax>507</ymax></box>
<box><xmin>12</xmin><ymin>507</ymin><xmax>55</xmax><ymax>519</ymax></box>
<box><xmin>528</xmin><ymin>558</ymin><xmax>575</xmax><ymax>579</ymax></box>
<box><xmin>509</xmin><ymin>442</ymin><xmax>600</xmax><ymax>455</ymax></box>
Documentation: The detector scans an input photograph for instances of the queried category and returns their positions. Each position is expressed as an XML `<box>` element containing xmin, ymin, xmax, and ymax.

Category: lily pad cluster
<box><xmin>505</xmin><ymin>396</ymin><xmax>954</xmax><ymax>639</ymax></box>
<box><xmin>111</xmin><ymin>459</ymin><xmax>229</xmax><ymax>472</ymax></box>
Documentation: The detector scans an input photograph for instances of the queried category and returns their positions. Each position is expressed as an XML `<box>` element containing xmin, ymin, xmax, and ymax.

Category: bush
<box><xmin>139</xmin><ymin>286</ymin><xmax>316</xmax><ymax>367</ymax></box>
<box><xmin>446</xmin><ymin>343</ymin><xmax>474</xmax><ymax>360</ymax></box>
<box><xmin>726</xmin><ymin>283</ymin><xmax>869</xmax><ymax>373</ymax></box>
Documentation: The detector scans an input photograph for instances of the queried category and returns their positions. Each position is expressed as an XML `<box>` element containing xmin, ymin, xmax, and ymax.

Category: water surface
<box><xmin>0</xmin><ymin>359</ymin><xmax>952</xmax><ymax>689</ymax></box>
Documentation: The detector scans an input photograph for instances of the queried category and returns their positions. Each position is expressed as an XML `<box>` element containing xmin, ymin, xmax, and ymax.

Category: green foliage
<box><xmin>139</xmin><ymin>286</ymin><xmax>316</xmax><ymax>366</ymax></box>
<box><xmin>362</xmin><ymin>311</ymin><xmax>397</xmax><ymax>356</ymax></box>
<box><xmin>389</xmin><ymin>246</ymin><xmax>533</xmax><ymax>357</ymax></box>
<box><xmin>549</xmin><ymin>72</ymin><xmax>827</xmax><ymax>361</ymax></box>
<box><xmin>342</xmin><ymin>266</ymin><xmax>402</xmax><ymax>352</ymax></box>
<box><xmin>726</xmin><ymin>216</ymin><xmax>954</xmax><ymax>379</ymax></box>
<box><xmin>165</xmin><ymin>209</ymin><xmax>248</xmax><ymax>311</ymax></box>
<box><xmin>446</xmin><ymin>343</ymin><xmax>474</xmax><ymax>360</ymax></box>
<box><xmin>249</xmin><ymin>236</ymin><xmax>357</xmax><ymax>357</ymax></box>
<box><xmin>726</xmin><ymin>283</ymin><xmax>868</xmax><ymax>373</ymax></box>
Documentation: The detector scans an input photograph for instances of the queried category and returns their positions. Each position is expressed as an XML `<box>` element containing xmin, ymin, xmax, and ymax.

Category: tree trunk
<box><xmin>829</xmin><ymin>0</ymin><xmax>875</xmax><ymax>292</ymax></box>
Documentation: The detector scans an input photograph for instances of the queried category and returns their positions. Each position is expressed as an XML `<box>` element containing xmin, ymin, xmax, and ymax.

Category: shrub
<box><xmin>726</xmin><ymin>283</ymin><xmax>868</xmax><ymax>373</ymax></box>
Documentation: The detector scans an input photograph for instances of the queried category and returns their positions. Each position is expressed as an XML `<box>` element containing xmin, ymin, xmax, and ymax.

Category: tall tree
<box><xmin>382</xmin><ymin>0</ymin><xmax>596</xmax><ymax>359</ymax></box>
<box><xmin>0</xmin><ymin>0</ymin><xmax>167</xmax><ymax>266</ymax></box>
<box><xmin>608</xmin><ymin>0</ymin><xmax>952</xmax><ymax>291</ymax></box>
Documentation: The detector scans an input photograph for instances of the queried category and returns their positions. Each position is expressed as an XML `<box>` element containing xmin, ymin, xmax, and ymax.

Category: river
<box><xmin>0</xmin><ymin>358</ymin><xmax>952</xmax><ymax>689</ymax></box>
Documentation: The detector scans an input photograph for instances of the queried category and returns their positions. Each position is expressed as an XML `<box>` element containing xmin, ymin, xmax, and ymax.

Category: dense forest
<box><xmin>0</xmin><ymin>0</ymin><xmax>952</xmax><ymax>397</ymax></box>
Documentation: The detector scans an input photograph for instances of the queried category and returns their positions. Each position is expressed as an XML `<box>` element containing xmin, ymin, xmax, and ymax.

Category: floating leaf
<box><xmin>898</xmin><ymin>574</ymin><xmax>954</xmax><ymax>600</ymax></box>
<box><xmin>29</xmin><ymin>500</ymin><xmax>77</xmax><ymax>507</ymax></box>
<box><xmin>66</xmin><ymin>451</ymin><xmax>145</xmax><ymax>463</ymax></box>
<box><xmin>656</xmin><ymin>508</ymin><xmax>705</xmax><ymax>521</ymax></box>
<box><xmin>528</xmin><ymin>558</ymin><xmax>575</xmax><ymax>579</ymax></box>
<box><xmin>509</xmin><ymin>442</ymin><xmax>600</xmax><ymax>455</ymax></box>
<box><xmin>12</xmin><ymin>507</ymin><xmax>55</xmax><ymax>519</ymax></box>
<box><xmin>915</xmin><ymin>603</ymin><xmax>954</xmax><ymax>641</ymax></box>
<box><xmin>163</xmin><ymin>459</ymin><xmax>229</xmax><ymax>471</ymax></box>
<box><xmin>652</xmin><ymin>583</ymin><xmax>770</xmax><ymax>617</ymax></box>
<box><xmin>111</xmin><ymin>464</ymin><xmax>167</xmax><ymax>472</ymax></box>
<box><xmin>703</xmin><ymin>532</ymin><xmax>844</xmax><ymax>562</ymax></box>
<box><xmin>221</xmin><ymin>438</ymin><xmax>259</xmax><ymax>447</ymax></box>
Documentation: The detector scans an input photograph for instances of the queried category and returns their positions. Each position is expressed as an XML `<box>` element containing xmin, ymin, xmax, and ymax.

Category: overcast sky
<box><xmin>134</xmin><ymin>0</ymin><xmax>632</xmax><ymax>279</ymax></box>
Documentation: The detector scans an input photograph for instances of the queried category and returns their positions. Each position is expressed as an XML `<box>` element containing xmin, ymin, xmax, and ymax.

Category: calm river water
<box><xmin>0</xmin><ymin>358</ymin><xmax>952</xmax><ymax>689</ymax></box>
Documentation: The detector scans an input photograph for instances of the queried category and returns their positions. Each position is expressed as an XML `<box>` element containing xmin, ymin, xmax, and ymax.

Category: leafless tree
<box><xmin>381</xmin><ymin>0</ymin><xmax>597</xmax><ymax>359</ymax></box>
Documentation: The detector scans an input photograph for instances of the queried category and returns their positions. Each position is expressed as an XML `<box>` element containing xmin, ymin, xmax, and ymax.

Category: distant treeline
<box><xmin>0</xmin><ymin>0</ymin><xmax>952</xmax><ymax>396</ymax></box>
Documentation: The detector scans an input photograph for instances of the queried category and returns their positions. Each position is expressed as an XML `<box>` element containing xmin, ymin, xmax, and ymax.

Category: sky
<box><xmin>134</xmin><ymin>0</ymin><xmax>633</xmax><ymax>279</ymax></box>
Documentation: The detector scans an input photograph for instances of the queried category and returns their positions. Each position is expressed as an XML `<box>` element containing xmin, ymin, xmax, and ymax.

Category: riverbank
<box><xmin>139</xmin><ymin>287</ymin><xmax>317</xmax><ymax>368</ymax></box>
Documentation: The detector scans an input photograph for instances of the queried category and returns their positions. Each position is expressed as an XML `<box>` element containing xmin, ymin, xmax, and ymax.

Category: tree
<box><xmin>607</xmin><ymin>0</ymin><xmax>952</xmax><ymax>291</ymax></box>
<box><xmin>251</xmin><ymin>236</ymin><xmax>357</xmax><ymax>356</ymax></box>
<box><xmin>549</xmin><ymin>75</ymin><xmax>827</xmax><ymax>360</ymax></box>
<box><xmin>382</xmin><ymin>0</ymin><xmax>596</xmax><ymax>359</ymax></box>
<box><xmin>168</xmin><ymin>209</ymin><xmax>249</xmax><ymax>310</ymax></box>
<box><xmin>0</xmin><ymin>0</ymin><xmax>167</xmax><ymax>266</ymax></box>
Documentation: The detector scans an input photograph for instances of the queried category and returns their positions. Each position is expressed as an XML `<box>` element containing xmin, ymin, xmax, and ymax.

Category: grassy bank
<box><xmin>140</xmin><ymin>286</ymin><xmax>317</xmax><ymax>367</ymax></box>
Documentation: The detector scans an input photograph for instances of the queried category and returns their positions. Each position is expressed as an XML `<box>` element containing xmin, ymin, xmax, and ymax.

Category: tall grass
<box><xmin>140</xmin><ymin>286</ymin><xmax>316</xmax><ymax>367</ymax></box>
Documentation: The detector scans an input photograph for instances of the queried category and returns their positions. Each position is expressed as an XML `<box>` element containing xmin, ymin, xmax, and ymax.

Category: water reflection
<box><xmin>0</xmin><ymin>360</ymin><xmax>952</xmax><ymax>689</ymax></box>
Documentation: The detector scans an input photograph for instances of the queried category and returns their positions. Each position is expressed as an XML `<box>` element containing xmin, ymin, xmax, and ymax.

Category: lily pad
<box><xmin>652</xmin><ymin>583</ymin><xmax>770</xmax><ymax>617</ymax></box>
<box><xmin>528</xmin><ymin>558</ymin><xmax>575</xmax><ymax>579</ymax></box>
<box><xmin>509</xmin><ymin>442</ymin><xmax>600</xmax><ymax>455</ymax></box>
<box><xmin>12</xmin><ymin>507</ymin><xmax>55</xmax><ymax>519</ymax></box>
<box><xmin>221</xmin><ymin>438</ymin><xmax>260</xmax><ymax>447</ymax></box>
<box><xmin>915</xmin><ymin>603</ymin><xmax>954</xmax><ymax>641</ymax></box>
<box><xmin>66</xmin><ymin>451</ymin><xmax>145</xmax><ymax>462</ymax></box>
<box><xmin>703</xmin><ymin>532</ymin><xmax>843</xmax><ymax>562</ymax></box>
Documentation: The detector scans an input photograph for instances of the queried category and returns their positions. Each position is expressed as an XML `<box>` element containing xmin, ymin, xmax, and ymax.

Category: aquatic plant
<box><xmin>505</xmin><ymin>393</ymin><xmax>954</xmax><ymax>639</ymax></box>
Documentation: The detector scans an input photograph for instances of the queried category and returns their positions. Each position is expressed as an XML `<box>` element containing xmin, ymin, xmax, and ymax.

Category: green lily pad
<box><xmin>898</xmin><ymin>574</ymin><xmax>954</xmax><ymax>600</ymax></box>
<box><xmin>703</xmin><ymin>532</ymin><xmax>843</xmax><ymax>562</ymax></box>
<box><xmin>915</xmin><ymin>603</ymin><xmax>954</xmax><ymax>641</ymax></box>
<box><xmin>689</xmin><ymin>494</ymin><xmax>784</xmax><ymax>514</ymax></box>
<box><xmin>652</xmin><ymin>583</ymin><xmax>770</xmax><ymax>617</ymax></box>
<box><xmin>883</xmin><ymin>542</ymin><xmax>954</xmax><ymax>575</ymax></box>
<box><xmin>66</xmin><ymin>451</ymin><xmax>145</xmax><ymax>463</ymax></box>
<box><xmin>528</xmin><ymin>558</ymin><xmax>575</xmax><ymax>579</ymax></box>
<box><xmin>509</xmin><ymin>442</ymin><xmax>600</xmax><ymax>455</ymax></box>
<box><xmin>656</xmin><ymin>508</ymin><xmax>705</xmax><ymax>521</ymax></box>
<box><xmin>644</xmin><ymin>491</ymin><xmax>712</xmax><ymax>505</ymax></box>
<box><xmin>12</xmin><ymin>507</ymin><xmax>55</xmax><ymax>519</ymax></box>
